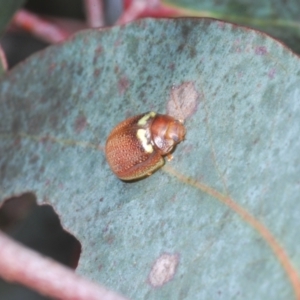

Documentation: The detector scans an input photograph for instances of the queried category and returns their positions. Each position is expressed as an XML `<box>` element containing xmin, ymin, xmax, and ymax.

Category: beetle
<box><xmin>105</xmin><ymin>111</ymin><xmax>186</xmax><ymax>181</ymax></box>
<box><xmin>105</xmin><ymin>112</ymin><xmax>186</xmax><ymax>181</ymax></box>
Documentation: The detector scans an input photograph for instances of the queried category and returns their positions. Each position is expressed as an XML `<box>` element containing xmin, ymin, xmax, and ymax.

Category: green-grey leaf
<box><xmin>0</xmin><ymin>18</ymin><xmax>300</xmax><ymax>300</ymax></box>
<box><xmin>163</xmin><ymin>0</ymin><xmax>300</xmax><ymax>54</ymax></box>
<box><xmin>0</xmin><ymin>0</ymin><xmax>26</xmax><ymax>35</ymax></box>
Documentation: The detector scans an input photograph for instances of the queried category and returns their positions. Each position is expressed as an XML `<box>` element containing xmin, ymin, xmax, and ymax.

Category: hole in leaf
<box><xmin>0</xmin><ymin>192</ymin><xmax>81</xmax><ymax>300</ymax></box>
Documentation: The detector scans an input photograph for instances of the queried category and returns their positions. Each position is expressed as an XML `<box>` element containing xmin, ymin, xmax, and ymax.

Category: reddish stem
<box><xmin>84</xmin><ymin>0</ymin><xmax>105</xmax><ymax>27</ymax></box>
<box><xmin>13</xmin><ymin>9</ymin><xmax>70</xmax><ymax>43</ymax></box>
<box><xmin>116</xmin><ymin>0</ymin><xmax>149</xmax><ymax>24</ymax></box>
<box><xmin>117</xmin><ymin>0</ymin><xmax>181</xmax><ymax>24</ymax></box>
<box><xmin>0</xmin><ymin>231</ymin><xmax>128</xmax><ymax>300</ymax></box>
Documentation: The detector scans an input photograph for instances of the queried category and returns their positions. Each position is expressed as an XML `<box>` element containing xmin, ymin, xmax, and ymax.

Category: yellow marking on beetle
<box><xmin>137</xmin><ymin>111</ymin><xmax>156</xmax><ymax>126</ymax></box>
<box><xmin>137</xmin><ymin>129</ymin><xmax>153</xmax><ymax>153</ymax></box>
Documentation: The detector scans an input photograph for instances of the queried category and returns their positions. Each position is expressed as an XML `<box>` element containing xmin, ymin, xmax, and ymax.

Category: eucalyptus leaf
<box><xmin>0</xmin><ymin>18</ymin><xmax>300</xmax><ymax>300</ymax></box>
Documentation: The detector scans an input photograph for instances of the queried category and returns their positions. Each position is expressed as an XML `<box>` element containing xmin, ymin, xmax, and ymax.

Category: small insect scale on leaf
<box><xmin>105</xmin><ymin>112</ymin><xmax>186</xmax><ymax>181</ymax></box>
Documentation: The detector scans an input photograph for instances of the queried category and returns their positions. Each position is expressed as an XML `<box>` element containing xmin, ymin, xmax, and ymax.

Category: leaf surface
<box><xmin>0</xmin><ymin>18</ymin><xmax>300</xmax><ymax>300</ymax></box>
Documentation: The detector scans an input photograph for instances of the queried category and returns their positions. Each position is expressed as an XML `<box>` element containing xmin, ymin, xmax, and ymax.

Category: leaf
<box><xmin>163</xmin><ymin>0</ymin><xmax>300</xmax><ymax>54</ymax></box>
<box><xmin>1</xmin><ymin>18</ymin><xmax>300</xmax><ymax>299</ymax></box>
<box><xmin>0</xmin><ymin>0</ymin><xmax>26</xmax><ymax>34</ymax></box>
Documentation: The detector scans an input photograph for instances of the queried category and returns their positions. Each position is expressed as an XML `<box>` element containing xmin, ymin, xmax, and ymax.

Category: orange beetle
<box><xmin>105</xmin><ymin>112</ymin><xmax>186</xmax><ymax>181</ymax></box>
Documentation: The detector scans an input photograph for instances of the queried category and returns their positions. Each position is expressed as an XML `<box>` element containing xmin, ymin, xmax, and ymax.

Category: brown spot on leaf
<box><xmin>268</xmin><ymin>68</ymin><xmax>276</xmax><ymax>79</ymax></box>
<box><xmin>93</xmin><ymin>68</ymin><xmax>101</xmax><ymax>78</ymax></box>
<box><xmin>168</xmin><ymin>63</ymin><xmax>175</xmax><ymax>71</ymax></box>
<box><xmin>39</xmin><ymin>166</ymin><xmax>45</xmax><ymax>174</ymax></box>
<box><xmin>29</xmin><ymin>154</ymin><xmax>39</xmax><ymax>165</ymax></box>
<box><xmin>114</xmin><ymin>66</ymin><xmax>119</xmax><ymax>74</ymax></box>
<box><xmin>48</xmin><ymin>63</ymin><xmax>56</xmax><ymax>73</ymax></box>
<box><xmin>189</xmin><ymin>46</ymin><xmax>196</xmax><ymax>58</ymax></box>
<box><xmin>95</xmin><ymin>45</ymin><xmax>103</xmax><ymax>56</ymax></box>
<box><xmin>106</xmin><ymin>235</ymin><xmax>115</xmax><ymax>244</ymax></box>
<box><xmin>87</xmin><ymin>90</ymin><xmax>94</xmax><ymax>99</ymax></box>
<box><xmin>13</xmin><ymin>137</ymin><xmax>21</xmax><ymax>148</ymax></box>
<box><xmin>74</xmin><ymin>114</ymin><xmax>87</xmax><ymax>134</ymax></box>
<box><xmin>217</xmin><ymin>21</ymin><xmax>226</xmax><ymax>29</ymax></box>
<box><xmin>167</xmin><ymin>81</ymin><xmax>199</xmax><ymax>121</ymax></box>
<box><xmin>255</xmin><ymin>46</ymin><xmax>268</xmax><ymax>55</ymax></box>
<box><xmin>118</xmin><ymin>76</ymin><xmax>130</xmax><ymax>95</ymax></box>
<box><xmin>93</xmin><ymin>46</ymin><xmax>103</xmax><ymax>64</ymax></box>
<box><xmin>45</xmin><ymin>179</ymin><xmax>51</xmax><ymax>186</ymax></box>
<box><xmin>114</xmin><ymin>38</ymin><xmax>122</xmax><ymax>48</ymax></box>
<box><xmin>176</xmin><ymin>43</ymin><xmax>185</xmax><ymax>53</ymax></box>
<box><xmin>148</xmin><ymin>253</ymin><xmax>179</xmax><ymax>288</ymax></box>
<box><xmin>40</xmin><ymin>135</ymin><xmax>51</xmax><ymax>144</ymax></box>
